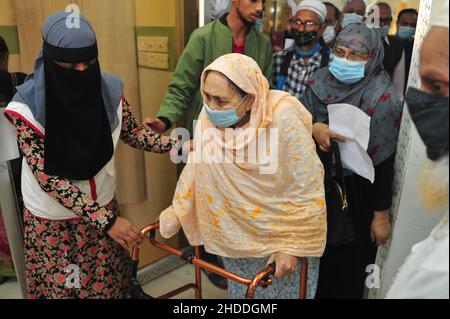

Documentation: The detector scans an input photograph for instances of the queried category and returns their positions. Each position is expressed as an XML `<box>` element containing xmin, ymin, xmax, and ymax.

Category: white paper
<box><xmin>0</xmin><ymin>107</ymin><xmax>20</xmax><ymax>162</ymax></box>
<box><xmin>328</xmin><ymin>103</ymin><xmax>375</xmax><ymax>183</ymax></box>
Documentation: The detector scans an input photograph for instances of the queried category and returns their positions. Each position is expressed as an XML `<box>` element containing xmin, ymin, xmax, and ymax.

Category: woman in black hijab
<box><xmin>3</xmin><ymin>13</ymin><xmax>179</xmax><ymax>298</ymax></box>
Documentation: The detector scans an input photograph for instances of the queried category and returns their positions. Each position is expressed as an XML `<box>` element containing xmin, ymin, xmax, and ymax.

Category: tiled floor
<box><xmin>0</xmin><ymin>279</ymin><xmax>23</xmax><ymax>299</ymax></box>
<box><xmin>143</xmin><ymin>264</ymin><xmax>228</xmax><ymax>299</ymax></box>
<box><xmin>0</xmin><ymin>264</ymin><xmax>228</xmax><ymax>299</ymax></box>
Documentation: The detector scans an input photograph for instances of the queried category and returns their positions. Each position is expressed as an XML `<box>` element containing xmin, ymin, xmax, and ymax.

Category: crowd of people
<box><xmin>0</xmin><ymin>0</ymin><xmax>448</xmax><ymax>299</ymax></box>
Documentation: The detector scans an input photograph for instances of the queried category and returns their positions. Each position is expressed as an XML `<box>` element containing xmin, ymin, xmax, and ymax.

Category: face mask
<box><xmin>255</xmin><ymin>19</ymin><xmax>264</xmax><ymax>32</ymax></box>
<box><xmin>397</xmin><ymin>26</ymin><xmax>416</xmax><ymax>40</ymax></box>
<box><xmin>323</xmin><ymin>26</ymin><xmax>336</xmax><ymax>44</ymax></box>
<box><xmin>329</xmin><ymin>56</ymin><xmax>367</xmax><ymax>84</ymax></box>
<box><xmin>379</xmin><ymin>25</ymin><xmax>391</xmax><ymax>38</ymax></box>
<box><xmin>295</xmin><ymin>43</ymin><xmax>322</xmax><ymax>58</ymax></box>
<box><xmin>406</xmin><ymin>87</ymin><xmax>449</xmax><ymax>161</ymax></box>
<box><xmin>291</xmin><ymin>29</ymin><xmax>319</xmax><ymax>47</ymax></box>
<box><xmin>342</xmin><ymin>13</ymin><xmax>364</xmax><ymax>28</ymax></box>
<box><xmin>204</xmin><ymin>95</ymin><xmax>248</xmax><ymax>128</ymax></box>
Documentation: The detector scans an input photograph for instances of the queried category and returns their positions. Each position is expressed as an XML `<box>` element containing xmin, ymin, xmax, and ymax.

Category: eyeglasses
<box><xmin>289</xmin><ymin>18</ymin><xmax>321</xmax><ymax>31</ymax></box>
<box><xmin>334</xmin><ymin>48</ymin><xmax>369</xmax><ymax>61</ymax></box>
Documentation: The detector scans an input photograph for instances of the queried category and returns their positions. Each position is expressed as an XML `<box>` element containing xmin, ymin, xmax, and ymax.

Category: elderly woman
<box><xmin>3</xmin><ymin>13</ymin><xmax>178</xmax><ymax>299</ymax></box>
<box><xmin>301</xmin><ymin>23</ymin><xmax>403</xmax><ymax>299</ymax></box>
<box><xmin>160</xmin><ymin>54</ymin><xmax>327</xmax><ymax>299</ymax></box>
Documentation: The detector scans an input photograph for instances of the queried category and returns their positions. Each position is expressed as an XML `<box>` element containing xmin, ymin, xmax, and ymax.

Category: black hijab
<box><xmin>13</xmin><ymin>12</ymin><xmax>123</xmax><ymax>181</ymax></box>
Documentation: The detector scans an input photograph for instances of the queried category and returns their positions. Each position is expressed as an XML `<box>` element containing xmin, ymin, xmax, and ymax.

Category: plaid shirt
<box><xmin>273</xmin><ymin>49</ymin><xmax>323</xmax><ymax>100</ymax></box>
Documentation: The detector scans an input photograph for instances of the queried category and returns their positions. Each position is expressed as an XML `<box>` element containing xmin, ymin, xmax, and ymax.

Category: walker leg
<box><xmin>300</xmin><ymin>257</ymin><xmax>308</xmax><ymax>299</ymax></box>
<box><xmin>194</xmin><ymin>246</ymin><xmax>203</xmax><ymax>299</ymax></box>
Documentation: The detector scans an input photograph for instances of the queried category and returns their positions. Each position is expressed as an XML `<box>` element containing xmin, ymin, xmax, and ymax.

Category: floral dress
<box><xmin>10</xmin><ymin>99</ymin><xmax>178</xmax><ymax>299</ymax></box>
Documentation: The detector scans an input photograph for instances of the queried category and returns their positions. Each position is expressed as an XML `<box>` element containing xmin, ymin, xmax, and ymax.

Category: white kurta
<box><xmin>386</xmin><ymin>212</ymin><xmax>449</xmax><ymax>299</ymax></box>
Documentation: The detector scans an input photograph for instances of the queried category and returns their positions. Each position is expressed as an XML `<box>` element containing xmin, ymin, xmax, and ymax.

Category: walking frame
<box><xmin>130</xmin><ymin>220</ymin><xmax>308</xmax><ymax>299</ymax></box>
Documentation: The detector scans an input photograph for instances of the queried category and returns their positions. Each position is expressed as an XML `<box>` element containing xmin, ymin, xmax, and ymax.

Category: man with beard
<box><xmin>386</xmin><ymin>0</ymin><xmax>449</xmax><ymax>299</ymax></box>
<box><xmin>144</xmin><ymin>0</ymin><xmax>272</xmax><ymax>136</ymax></box>
<box><xmin>272</xmin><ymin>0</ymin><xmax>329</xmax><ymax>100</ymax></box>
<box><xmin>144</xmin><ymin>0</ymin><xmax>272</xmax><ymax>290</ymax></box>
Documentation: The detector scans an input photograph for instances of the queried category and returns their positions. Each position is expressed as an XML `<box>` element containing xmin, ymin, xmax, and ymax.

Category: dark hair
<box><xmin>398</xmin><ymin>8</ymin><xmax>419</xmax><ymax>21</ymax></box>
<box><xmin>376</xmin><ymin>2</ymin><xmax>392</xmax><ymax>11</ymax></box>
<box><xmin>324</xmin><ymin>2</ymin><xmax>340</xmax><ymax>22</ymax></box>
<box><xmin>0</xmin><ymin>36</ymin><xmax>9</xmax><ymax>56</ymax></box>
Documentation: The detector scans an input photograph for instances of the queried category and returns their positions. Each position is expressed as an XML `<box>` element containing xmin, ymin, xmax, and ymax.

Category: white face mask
<box><xmin>342</xmin><ymin>13</ymin><xmax>364</xmax><ymax>28</ymax></box>
<box><xmin>323</xmin><ymin>25</ymin><xmax>336</xmax><ymax>44</ymax></box>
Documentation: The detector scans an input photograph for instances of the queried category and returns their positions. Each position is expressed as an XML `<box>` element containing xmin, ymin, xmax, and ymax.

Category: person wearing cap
<box><xmin>273</xmin><ymin>0</ymin><xmax>330</xmax><ymax>100</ymax></box>
<box><xmin>3</xmin><ymin>13</ymin><xmax>179</xmax><ymax>299</ymax></box>
<box><xmin>387</xmin><ymin>0</ymin><xmax>449</xmax><ymax>299</ymax></box>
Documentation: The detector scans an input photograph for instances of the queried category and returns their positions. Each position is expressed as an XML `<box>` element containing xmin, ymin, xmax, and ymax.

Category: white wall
<box><xmin>372</xmin><ymin>0</ymin><xmax>448</xmax><ymax>299</ymax></box>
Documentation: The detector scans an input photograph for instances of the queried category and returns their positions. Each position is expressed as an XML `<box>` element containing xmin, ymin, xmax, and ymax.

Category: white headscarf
<box><xmin>210</xmin><ymin>0</ymin><xmax>231</xmax><ymax>20</ymax></box>
<box><xmin>287</xmin><ymin>0</ymin><xmax>299</xmax><ymax>16</ymax></box>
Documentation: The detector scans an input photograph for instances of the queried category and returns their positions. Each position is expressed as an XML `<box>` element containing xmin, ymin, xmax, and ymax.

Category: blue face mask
<box><xmin>204</xmin><ymin>95</ymin><xmax>248</xmax><ymax>128</ymax></box>
<box><xmin>397</xmin><ymin>26</ymin><xmax>416</xmax><ymax>40</ymax></box>
<box><xmin>342</xmin><ymin>13</ymin><xmax>364</xmax><ymax>28</ymax></box>
<box><xmin>379</xmin><ymin>25</ymin><xmax>391</xmax><ymax>38</ymax></box>
<box><xmin>329</xmin><ymin>57</ymin><xmax>367</xmax><ymax>84</ymax></box>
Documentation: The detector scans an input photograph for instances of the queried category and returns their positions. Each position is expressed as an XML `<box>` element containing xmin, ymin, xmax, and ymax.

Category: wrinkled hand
<box><xmin>269</xmin><ymin>253</ymin><xmax>299</xmax><ymax>279</ymax></box>
<box><xmin>107</xmin><ymin>217</ymin><xmax>146</xmax><ymax>251</ymax></box>
<box><xmin>312</xmin><ymin>122</ymin><xmax>346</xmax><ymax>152</ymax></box>
<box><xmin>143</xmin><ymin>117</ymin><xmax>166</xmax><ymax>134</ymax></box>
<box><xmin>371</xmin><ymin>210</ymin><xmax>392</xmax><ymax>246</ymax></box>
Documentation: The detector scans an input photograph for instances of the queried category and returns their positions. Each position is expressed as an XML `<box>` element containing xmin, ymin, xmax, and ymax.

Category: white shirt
<box><xmin>384</xmin><ymin>36</ymin><xmax>406</xmax><ymax>101</ymax></box>
<box><xmin>386</xmin><ymin>212</ymin><xmax>449</xmax><ymax>299</ymax></box>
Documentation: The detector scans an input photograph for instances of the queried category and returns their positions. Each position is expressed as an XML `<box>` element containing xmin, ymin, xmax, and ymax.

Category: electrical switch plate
<box><xmin>138</xmin><ymin>52</ymin><xmax>169</xmax><ymax>70</ymax></box>
<box><xmin>148</xmin><ymin>37</ymin><xmax>168</xmax><ymax>53</ymax></box>
<box><xmin>138</xmin><ymin>51</ymin><xmax>148</xmax><ymax>67</ymax></box>
<box><xmin>137</xmin><ymin>36</ymin><xmax>148</xmax><ymax>52</ymax></box>
<box><xmin>137</xmin><ymin>36</ymin><xmax>168</xmax><ymax>53</ymax></box>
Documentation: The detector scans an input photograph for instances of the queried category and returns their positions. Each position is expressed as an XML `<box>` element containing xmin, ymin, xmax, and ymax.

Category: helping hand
<box><xmin>143</xmin><ymin>117</ymin><xmax>167</xmax><ymax>134</ymax></box>
<box><xmin>107</xmin><ymin>217</ymin><xmax>146</xmax><ymax>251</ymax></box>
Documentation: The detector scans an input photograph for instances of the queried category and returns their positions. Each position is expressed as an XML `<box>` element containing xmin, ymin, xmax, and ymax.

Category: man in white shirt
<box><xmin>386</xmin><ymin>0</ymin><xmax>449</xmax><ymax>299</ymax></box>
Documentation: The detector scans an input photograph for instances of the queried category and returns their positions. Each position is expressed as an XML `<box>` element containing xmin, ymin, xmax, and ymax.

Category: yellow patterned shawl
<box><xmin>160</xmin><ymin>54</ymin><xmax>327</xmax><ymax>258</ymax></box>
